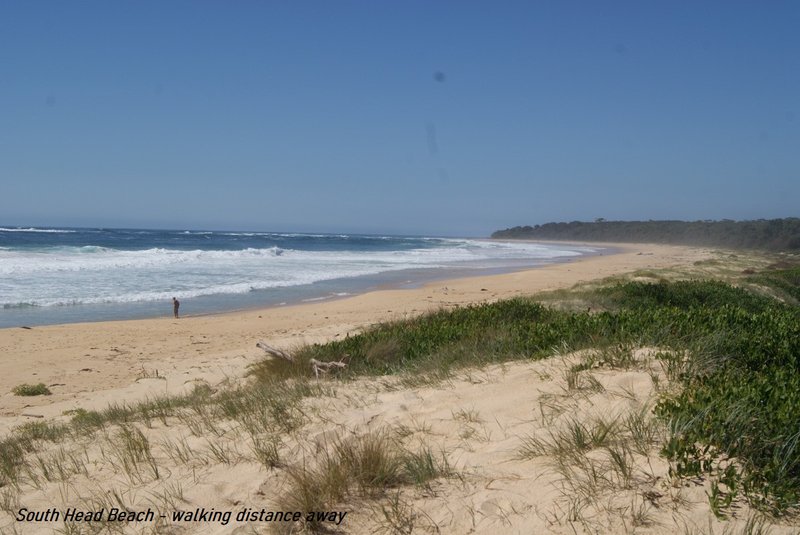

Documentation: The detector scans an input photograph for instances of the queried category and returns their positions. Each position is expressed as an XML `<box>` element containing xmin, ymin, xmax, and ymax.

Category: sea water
<box><xmin>0</xmin><ymin>227</ymin><xmax>601</xmax><ymax>327</ymax></box>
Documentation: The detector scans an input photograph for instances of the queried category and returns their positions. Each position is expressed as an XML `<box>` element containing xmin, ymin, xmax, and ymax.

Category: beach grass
<box><xmin>276</xmin><ymin>426</ymin><xmax>452</xmax><ymax>532</ymax></box>
<box><xmin>11</xmin><ymin>383</ymin><xmax>51</xmax><ymax>396</ymax></box>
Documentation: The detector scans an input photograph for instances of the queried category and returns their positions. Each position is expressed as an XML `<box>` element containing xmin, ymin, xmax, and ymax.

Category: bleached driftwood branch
<box><xmin>256</xmin><ymin>341</ymin><xmax>347</xmax><ymax>379</ymax></box>
<box><xmin>309</xmin><ymin>358</ymin><xmax>347</xmax><ymax>379</ymax></box>
<box><xmin>256</xmin><ymin>342</ymin><xmax>294</xmax><ymax>362</ymax></box>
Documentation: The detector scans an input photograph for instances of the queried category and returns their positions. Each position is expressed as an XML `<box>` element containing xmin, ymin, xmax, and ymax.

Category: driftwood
<box><xmin>309</xmin><ymin>358</ymin><xmax>347</xmax><ymax>379</ymax></box>
<box><xmin>256</xmin><ymin>342</ymin><xmax>294</xmax><ymax>362</ymax></box>
<box><xmin>257</xmin><ymin>342</ymin><xmax>347</xmax><ymax>379</ymax></box>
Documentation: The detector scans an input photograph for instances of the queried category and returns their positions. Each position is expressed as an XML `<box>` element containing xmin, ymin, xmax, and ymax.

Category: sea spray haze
<box><xmin>0</xmin><ymin>227</ymin><xmax>600</xmax><ymax>327</ymax></box>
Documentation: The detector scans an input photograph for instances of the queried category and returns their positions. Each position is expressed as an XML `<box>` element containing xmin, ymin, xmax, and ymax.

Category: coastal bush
<box><xmin>597</xmin><ymin>279</ymin><xmax>775</xmax><ymax>313</ymax></box>
<box><xmin>747</xmin><ymin>266</ymin><xmax>800</xmax><ymax>303</ymax></box>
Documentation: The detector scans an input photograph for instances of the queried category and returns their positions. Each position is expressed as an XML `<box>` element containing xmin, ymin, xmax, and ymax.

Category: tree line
<box><xmin>491</xmin><ymin>218</ymin><xmax>800</xmax><ymax>251</ymax></box>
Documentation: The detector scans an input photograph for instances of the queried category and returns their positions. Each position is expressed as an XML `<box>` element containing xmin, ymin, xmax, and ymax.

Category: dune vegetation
<box><xmin>258</xmin><ymin>262</ymin><xmax>800</xmax><ymax>517</ymax></box>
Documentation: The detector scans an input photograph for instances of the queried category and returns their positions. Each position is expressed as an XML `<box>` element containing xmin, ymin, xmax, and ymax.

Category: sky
<box><xmin>1</xmin><ymin>1</ymin><xmax>798</xmax><ymax>237</ymax></box>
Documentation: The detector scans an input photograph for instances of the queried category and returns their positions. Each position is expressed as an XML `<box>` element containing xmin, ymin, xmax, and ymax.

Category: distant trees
<box><xmin>491</xmin><ymin>218</ymin><xmax>800</xmax><ymax>251</ymax></box>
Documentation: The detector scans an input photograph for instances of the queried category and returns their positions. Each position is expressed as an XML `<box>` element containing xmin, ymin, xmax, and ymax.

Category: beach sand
<box><xmin>3</xmin><ymin>243</ymin><xmax>794</xmax><ymax>534</ymax></box>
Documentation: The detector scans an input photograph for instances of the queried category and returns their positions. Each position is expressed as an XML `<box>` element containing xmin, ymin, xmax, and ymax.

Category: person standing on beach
<box><xmin>172</xmin><ymin>297</ymin><xmax>180</xmax><ymax>318</ymax></box>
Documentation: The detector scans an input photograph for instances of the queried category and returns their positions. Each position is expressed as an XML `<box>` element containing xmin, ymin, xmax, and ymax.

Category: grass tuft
<box><xmin>277</xmin><ymin>427</ymin><xmax>452</xmax><ymax>532</ymax></box>
<box><xmin>12</xmin><ymin>383</ymin><xmax>51</xmax><ymax>396</ymax></box>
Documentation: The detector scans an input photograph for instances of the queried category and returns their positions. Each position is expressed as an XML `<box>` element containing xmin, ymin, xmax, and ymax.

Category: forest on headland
<box><xmin>492</xmin><ymin>218</ymin><xmax>800</xmax><ymax>251</ymax></box>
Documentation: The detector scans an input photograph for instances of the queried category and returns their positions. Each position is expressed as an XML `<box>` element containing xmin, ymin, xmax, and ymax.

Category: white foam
<box><xmin>0</xmin><ymin>239</ymin><xmax>597</xmax><ymax>308</ymax></box>
<box><xmin>0</xmin><ymin>227</ymin><xmax>76</xmax><ymax>233</ymax></box>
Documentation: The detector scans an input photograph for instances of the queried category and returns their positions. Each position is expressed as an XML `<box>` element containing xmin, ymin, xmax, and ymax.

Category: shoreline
<box><xmin>0</xmin><ymin>241</ymin><xmax>605</xmax><ymax>330</ymax></box>
<box><xmin>0</xmin><ymin>242</ymin><xmax>709</xmax><ymax>434</ymax></box>
<box><xmin>0</xmin><ymin>241</ymin><xmax>616</xmax><ymax>332</ymax></box>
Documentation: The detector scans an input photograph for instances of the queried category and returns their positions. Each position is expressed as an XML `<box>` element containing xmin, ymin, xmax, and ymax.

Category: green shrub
<box><xmin>12</xmin><ymin>383</ymin><xmax>51</xmax><ymax>396</ymax></box>
<box><xmin>748</xmin><ymin>266</ymin><xmax>800</xmax><ymax>302</ymax></box>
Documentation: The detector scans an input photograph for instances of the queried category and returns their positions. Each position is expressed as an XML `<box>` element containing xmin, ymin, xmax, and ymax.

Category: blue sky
<box><xmin>1</xmin><ymin>1</ymin><xmax>798</xmax><ymax>236</ymax></box>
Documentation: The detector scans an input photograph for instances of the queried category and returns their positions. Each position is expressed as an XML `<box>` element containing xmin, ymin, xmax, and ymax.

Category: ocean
<box><xmin>0</xmin><ymin>227</ymin><xmax>602</xmax><ymax>328</ymax></box>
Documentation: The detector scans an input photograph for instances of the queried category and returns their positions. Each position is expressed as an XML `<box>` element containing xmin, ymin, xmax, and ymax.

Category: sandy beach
<box><xmin>5</xmin><ymin>242</ymin><xmax>796</xmax><ymax>535</ymax></box>
<box><xmin>0</xmin><ymin>243</ymin><xmax>705</xmax><ymax>431</ymax></box>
